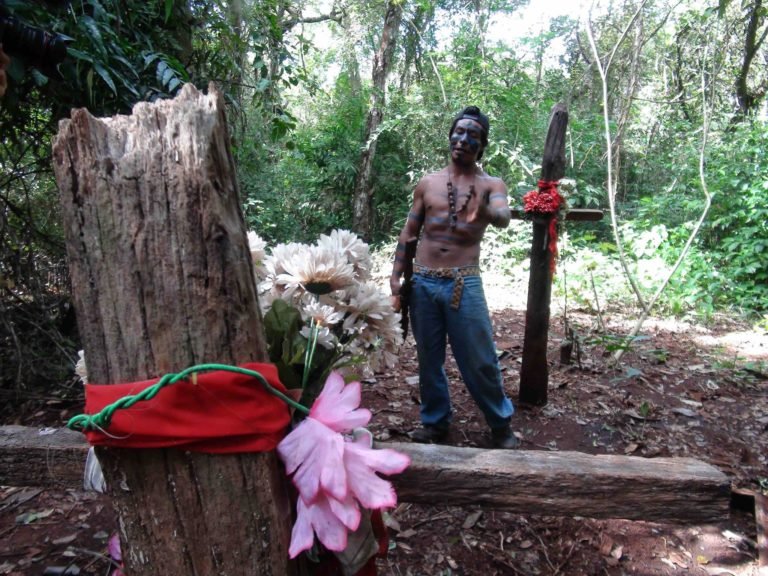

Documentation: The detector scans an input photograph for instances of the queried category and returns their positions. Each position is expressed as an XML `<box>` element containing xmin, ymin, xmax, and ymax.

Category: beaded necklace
<box><xmin>446</xmin><ymin>169</ymin><xmax>476</xmax><ymax>228</ymax></box>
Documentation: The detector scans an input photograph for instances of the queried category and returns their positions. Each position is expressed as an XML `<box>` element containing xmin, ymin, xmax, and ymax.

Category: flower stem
<box><xmin>301</xmin><ymin>318</ymin><xmax>320</xmax><ymax>390</ymax></box>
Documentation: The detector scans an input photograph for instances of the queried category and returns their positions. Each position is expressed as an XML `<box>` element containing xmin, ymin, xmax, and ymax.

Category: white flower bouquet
<box><xmin>249</xmin><ymin>229</ymin><xmax>403</xmax><ymax>407</ymax></box>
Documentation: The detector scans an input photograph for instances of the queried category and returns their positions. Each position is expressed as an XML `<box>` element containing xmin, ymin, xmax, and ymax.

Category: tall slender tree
<box><xmin>352</xmin><ymin>0</ymin><xmax>404</xmax><ymax>240</ymax></box>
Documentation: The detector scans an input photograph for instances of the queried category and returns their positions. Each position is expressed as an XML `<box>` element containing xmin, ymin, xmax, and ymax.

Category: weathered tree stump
<box><xmin>51</xmin><ymin>83</ymin><xmax>294</xmax><ymax>575</ymax></box>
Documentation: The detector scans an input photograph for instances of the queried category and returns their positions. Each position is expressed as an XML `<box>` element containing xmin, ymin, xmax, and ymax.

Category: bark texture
<box><xmin>0</xmin><ymin>425</ymin><xmax>87</xmax><ymax>488</ymax></box>
<box><xmin>51</xmin><ymin>83</ymin><xmax>293</xmax><ymax>576</ymax></box>
<box><xmin>388</xmin><ymin>442</ymin><xmax>730</xmax><ymax>524</ymax></box>
<box><xmin>519</xmin><ymin>103</ymin><xmax>568</xmax><ymax>406</ymax></box>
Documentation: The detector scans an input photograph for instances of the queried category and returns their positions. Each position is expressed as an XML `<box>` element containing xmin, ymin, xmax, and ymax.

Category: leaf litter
<box><xmin>0</xmin><ymin>307</ymin><xmax>766</xmax><ymax>574</ymax></box>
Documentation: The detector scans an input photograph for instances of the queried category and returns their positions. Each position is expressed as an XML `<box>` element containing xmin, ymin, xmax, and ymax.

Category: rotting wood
<box><xmin>51</xmin><ymin>83</ymin><xmax>294</xmax><ymax>575</ymax></box>
<box><xmin>0</xmin><ymin>426</ymin><xmax>731</xmax><ymax>525</ymax></box>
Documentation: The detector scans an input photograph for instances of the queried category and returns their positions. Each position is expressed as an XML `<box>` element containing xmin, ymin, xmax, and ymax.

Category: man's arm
<box><xmin>390</xmin><ymin>181</ymin><xmax>425</xmax><ymax>310</ymax></box>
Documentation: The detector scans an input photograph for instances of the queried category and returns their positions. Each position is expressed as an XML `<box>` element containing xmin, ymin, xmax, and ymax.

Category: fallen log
<box><xmin>0</xmin><ymin>425</ymin><xmax>89</xmax><ymax>489</ymax></box>
<box><xmin>388</xmin><ymin>442</ymin><xmax>730</xmax><ymax>524</ymax></box>
<box><xmin>1</xmin><ymin>426</ymin><xmax>730</xmax><ymax>524</ymax></box>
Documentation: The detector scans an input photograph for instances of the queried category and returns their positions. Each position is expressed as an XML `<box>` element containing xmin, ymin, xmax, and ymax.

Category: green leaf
<box><xmin>263</xmin><ymin>299</ymin><xmax>303</xmax><ymax>362</ymax></box>
<box><xmin>80</xmin><ymin>15</ymin><xmax>107</xmax><ymax>58</ymax></box>
<box><xmin>92</xmin><ymin>62</ymin><xmax>117</xmax><ymax>94</ymax></box>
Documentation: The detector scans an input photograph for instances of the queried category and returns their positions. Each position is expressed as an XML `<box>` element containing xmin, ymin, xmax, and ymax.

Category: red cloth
<box><xmin>83</xmin><ymin>363</ymin><xmax>291</xmax><ymax>453</ymax></box>
<box><xmin>548</xmin><ymin>216</ymin><xmax>559</xmax><ymax>275</ymax></box>
<box><xmin>523</xmin><ymin>180</ymin><xmax>561</xmax><ymax>275</ymax></box>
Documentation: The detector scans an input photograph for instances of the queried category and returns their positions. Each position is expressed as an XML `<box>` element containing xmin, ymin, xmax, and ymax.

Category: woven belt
<box><xmin>414</xmin><ymin>264</ymin><xmax>481</xmax><ymax>310</ymax></box>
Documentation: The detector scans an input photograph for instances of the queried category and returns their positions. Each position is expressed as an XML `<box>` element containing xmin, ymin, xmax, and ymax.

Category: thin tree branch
<box><xmin>585</xmin><ymin>4</ymin><xmax>649</xmax><ymax>312</ymax></box>
<box><xmin>404</xmin><ymin>16</ymin><xmax>446</xmax><ymax>104</ymax></box>
<box><xmin>605</xmin><ymin>0</ymin><xmax>650</xmax><ymax>71</ymax></box>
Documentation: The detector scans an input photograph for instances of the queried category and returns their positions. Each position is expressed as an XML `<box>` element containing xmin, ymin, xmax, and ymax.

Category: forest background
<box><xmin>0</xmin><ymin>0</ymin><xmax>766</xmax><ymax>398</ymax></box>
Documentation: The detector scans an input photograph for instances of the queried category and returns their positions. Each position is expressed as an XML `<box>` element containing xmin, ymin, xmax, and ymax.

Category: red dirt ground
<box><xmin>1</xmin><ymin>307</ymin><xmax>767</xmax><ymax>575</ymax></box>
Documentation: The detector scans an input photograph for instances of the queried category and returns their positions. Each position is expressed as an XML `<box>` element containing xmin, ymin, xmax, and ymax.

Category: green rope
<box><xmin>67</xmin><ymin>363</ymin><xmax>309</xmax><ymax>433</ymax></box>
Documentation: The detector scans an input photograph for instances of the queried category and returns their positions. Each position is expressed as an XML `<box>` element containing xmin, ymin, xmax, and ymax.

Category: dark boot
<box><xmin>491</xmin><ymin>425</ymin><xmax>520</xmax><ymax>449</ymax></box>
<box><xmin>409</xmin><ymin>425</ymin><xmax>449</xmax><ymax>444</ymax></box>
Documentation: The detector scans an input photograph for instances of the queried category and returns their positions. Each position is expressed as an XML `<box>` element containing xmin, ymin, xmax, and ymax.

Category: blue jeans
<box><xmin>410</xmin><ymin>272</ymin><xmax>514</xmax><ymax>430</ymax></box>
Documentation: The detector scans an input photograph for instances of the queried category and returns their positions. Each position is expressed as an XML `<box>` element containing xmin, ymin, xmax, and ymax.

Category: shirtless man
<box><xmin>390</xmin><ymin>105</ymin><xmax>518</xmax><ymax>449</ymax></box>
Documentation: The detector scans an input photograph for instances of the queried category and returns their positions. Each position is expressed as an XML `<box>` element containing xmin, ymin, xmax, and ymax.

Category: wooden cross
<box><xmin>510</xmin><ymin>103</ymin><xmax>603</xmax><ymax>406</ymax></box>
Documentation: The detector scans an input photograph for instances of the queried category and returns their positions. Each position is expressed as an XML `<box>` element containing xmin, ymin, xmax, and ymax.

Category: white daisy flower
<box><xmin>256</xmin><ymin>232</ymin><xmax>401</xmax><ymax>377</ymax></box>
<box><xmin>247</xmin><ymin>231</ymin><xmax>267</xmax><ymax>264</ymax></box>
<box><xmin>316</xmin><ymin>229</ymin><xmax>372</xmax><ymax>281</ymax></box>
<box><xmin>342</xmin><ymin>281</ymin><xmax>403</xmax><ymax>352</ymax></box>
<box><xmin>301</xmin><ymin>301</ymin><xmax>345</xmax><ymax>327</ymax></box>
<box><xmin>300</xmin><ymin>324</ymin><xmax>337</xmax><ymax>350</ymax></box>
<box><xmin>264</xmin><ymin>242</ymin><xmax>306</xmax><ymax>278</ymax></box>
<box><xmin>277</xmin><ymin>244</ymin><xmax>355</xmax><ymax>297</ymax></box>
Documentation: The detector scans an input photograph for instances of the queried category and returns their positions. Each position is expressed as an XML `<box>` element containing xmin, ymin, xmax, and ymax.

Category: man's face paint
<box><xmin>450</xmin><ymin>118</ymin><xmax>483</xmax><ymax>157</ymax></box>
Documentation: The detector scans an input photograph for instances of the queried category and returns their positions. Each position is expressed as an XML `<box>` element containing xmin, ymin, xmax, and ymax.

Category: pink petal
<box><xmin>280</xmin><ymin>418</ymin><xmax>346</xmax><ymax>502</ymax></box>
<box><xmin>327</xmin><ymin>492</ymin><xmax>361</xmax><ymax>531</ymax></box>
<box><xmin>289</xmin><ymin>497</ymin><xmax>319</xmax><ymax>558</ymax></box>
<box><xmin>349</xmin><ymin>433</ymin><xmax>411</xmax><ymax>475</ymax></box>
<box><xmin>108</xmin><ymin>533</ymin><xmax>122</xmax><ymax>562</ymax></box>
<box><xmin>310</xmin><ymin>371</ymin><xmax>371</xmax><ymax>432</ymax></box>
<box><xmin>306</xmin><ymin>494</ymin><xmax>349</xmax><ymax>552</ymax></box>
<box><xmin>343</xmin><ymin>439</ymin><xmax>411</xmax><ymax>509</ymax></box>
<box><xmin>277</xmin><ymin>418</ymin><xmax>320</xmax><ymax>475</ymax></box>
<box><xmin>318</xmin><ymin>444</ymin><xmax>348</xmax><ymax>501</ymax></box>
<box><xmin>288</xmin><ymin>491</ymin><xmax>361</xmax><ymax>557</ymax></box>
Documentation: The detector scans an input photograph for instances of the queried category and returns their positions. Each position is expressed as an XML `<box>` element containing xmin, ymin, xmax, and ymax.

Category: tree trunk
<box><xmin>735</xmin><ymin>0</ymin><xmax>768</xmax><ymax>115</ymax></box>
<box><xmin>351</xmin><ymin>0</ymin><xmax>403</xmax><ymax>241</ymax></box>
<box><xmin>51</xmin><ymin>83</ymin><xmax>295</xmax><ymax>575</ymax></box>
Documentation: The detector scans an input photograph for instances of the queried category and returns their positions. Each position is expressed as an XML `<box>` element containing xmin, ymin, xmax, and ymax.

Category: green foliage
<box><xmin>699</xmin><ymin>120</ymin><xmax>768</xmax><ymax>310</ymax></box>
<box><xmin>263</xmin><ymin>299</ymin><xmax>336</xmax><ymax>391</ymax></box>
<box><xmin>630</xmin><ymin>118</ymin><xmax>768</xmax><ymax>315</ymax></box>
<box><xmin>239</xmin><ymin>76</ymin><xmax>368</xmax><ymax>243</ymax></box>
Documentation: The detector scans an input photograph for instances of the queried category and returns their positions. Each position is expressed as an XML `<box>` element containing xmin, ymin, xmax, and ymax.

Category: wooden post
<box><xmin>52</xmin><ymin>84</ymin><xmax>295</xmax><ymax>575</ymax></box>
<box><xmin>518</xmin><ymin>103</ymin><xmax>569</xmax><ymax>406</ymax></box>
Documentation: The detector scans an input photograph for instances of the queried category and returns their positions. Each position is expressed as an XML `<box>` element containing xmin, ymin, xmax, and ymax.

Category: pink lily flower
<box><xmin>277</xmin><ymin>371</ymin><xmax>410</xmax><ymax>558</ymax></box>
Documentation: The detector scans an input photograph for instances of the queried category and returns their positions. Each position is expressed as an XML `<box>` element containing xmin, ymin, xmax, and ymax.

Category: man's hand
<box><xmin>468</xmin><ymin>182</ymin><xmax>510</xmax><ymax>228</ymax></box>
<box><xmin>390</xmin><ymin>294</ymin><xmax>401</xmax><ymax>313</ymax></box>
<box><xmin>468</xmin><ymin>188</ymin><xmax>492</xmax><ymax>223</ymax></box>
<box><xmin>0</xmin><ymin>45</ymin><xmax>10</xmax><ymax>98</ymax></box>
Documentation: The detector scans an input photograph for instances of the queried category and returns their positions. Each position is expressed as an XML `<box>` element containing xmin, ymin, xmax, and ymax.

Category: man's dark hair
<box><xmin>449</xmin><ymin>105</ymin><xmax>490</xmax><ymax>159</ymax></box>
